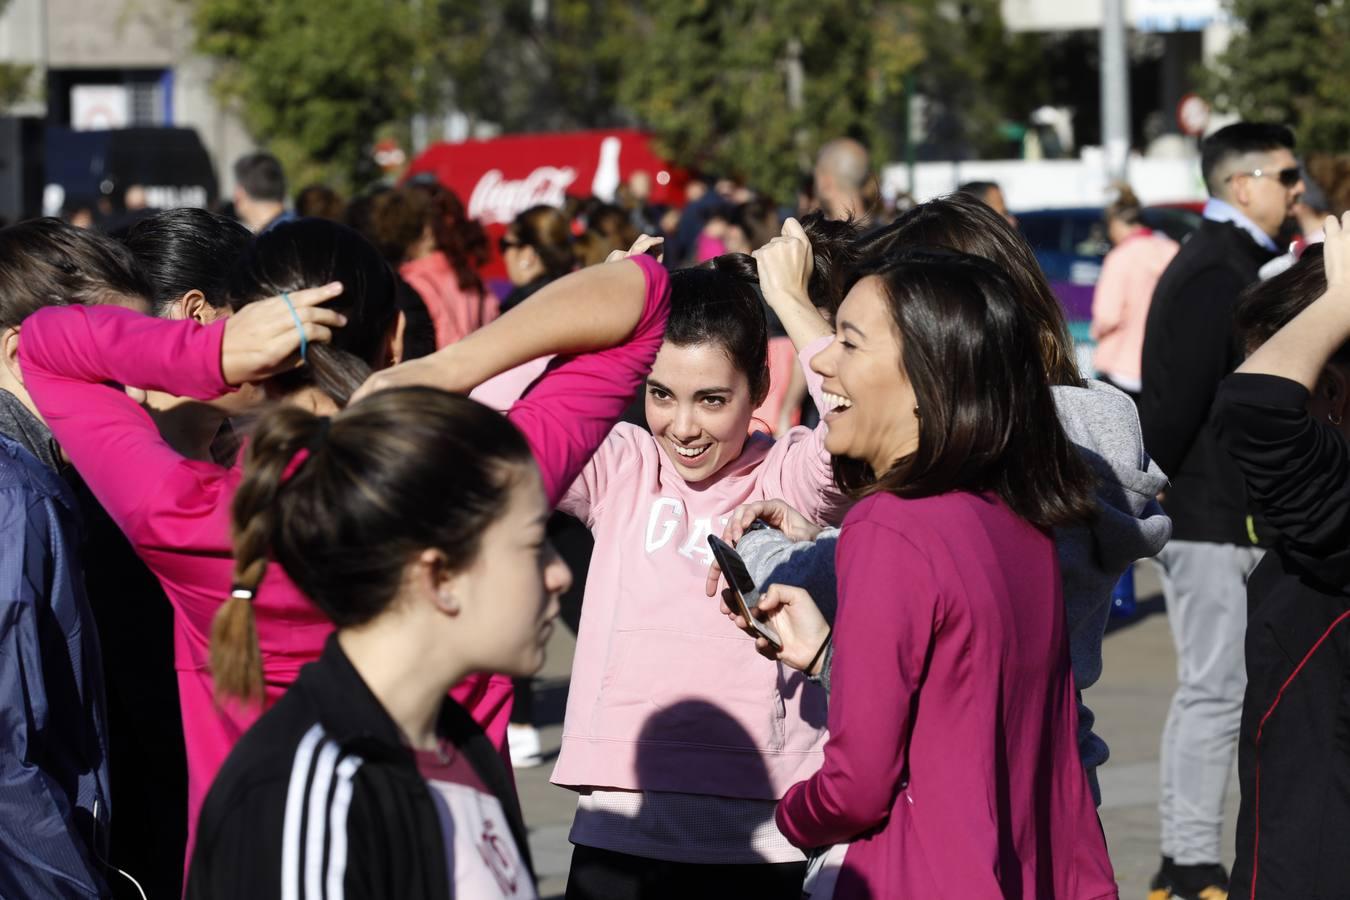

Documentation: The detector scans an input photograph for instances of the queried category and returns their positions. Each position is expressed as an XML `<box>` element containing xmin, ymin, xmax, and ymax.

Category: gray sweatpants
<box><xmin>1156</xmin><ymin>539</ymin><xmax>1263</xmax><ymax>865</ymax></box>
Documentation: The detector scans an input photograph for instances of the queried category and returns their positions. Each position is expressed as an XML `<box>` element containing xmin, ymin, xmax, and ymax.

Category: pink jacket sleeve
<box><xmin>507</xmin><ymin>255</ymin><xmax>670</xmax><ymax>509</ymax></box>
<box><xmin>761</xmin><ymin>336</ymin><xmax>849</xmax><ymax>526</ymax></box>
<box><xmin>776</xmin><ymin>519</ymin><xmax>937</xmax><ymax>847</ymax></box>
<box><xmin>20</xmin><ymin>306</ymin><xmax>234</xmax><ymax>542</ymax></box>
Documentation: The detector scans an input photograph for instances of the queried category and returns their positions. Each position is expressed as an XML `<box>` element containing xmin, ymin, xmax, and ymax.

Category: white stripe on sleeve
<box><xmin>304</xmin><ymin>740</ymin><xmax>341</xmax><ymax>899</ymax></box>
<box><xmin>324</xmin><ymin>756</ymin><xmax>365</xmax><ymax>900</ymax></box>
<box><xmin>281</xmin><ymin>725</ymin><xmax>326</xmax><ymax>900</ymax></box>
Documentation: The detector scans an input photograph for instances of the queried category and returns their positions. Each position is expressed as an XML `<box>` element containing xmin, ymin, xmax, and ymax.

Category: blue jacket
<box><xmin>0</xmin><ymin>432</ymin><xmax>111</xmax><ymax>898</ymax></box>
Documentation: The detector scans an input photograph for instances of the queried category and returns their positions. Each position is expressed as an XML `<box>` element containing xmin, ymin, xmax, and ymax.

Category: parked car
<box><xmin>1017</xmin><ymin>204</ymin><xmax>1202</xmax><ymax>323</ymax></box>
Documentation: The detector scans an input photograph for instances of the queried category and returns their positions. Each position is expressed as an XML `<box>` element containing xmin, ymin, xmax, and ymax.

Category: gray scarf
<box><xmin>0</xmin><ymin>389</ymin><xmax>62</xmax><ymax>472</ymax></box>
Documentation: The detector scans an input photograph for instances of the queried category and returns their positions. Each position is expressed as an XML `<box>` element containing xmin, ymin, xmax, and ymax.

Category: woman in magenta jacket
<box><xmin>19</xmin><ymin>219</ymin><xmax>670</xmax><ymax>866</ymax></box>
<box><xmin>738</xmin><ymin>249</ymin><xmax>1117</xmax><ymax>898</ymax></box>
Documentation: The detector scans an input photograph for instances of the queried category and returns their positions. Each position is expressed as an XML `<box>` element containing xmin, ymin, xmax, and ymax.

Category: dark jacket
<box><xmin>1213</xmin><ymin>373</ymin><xmax>1350</xmax><ymax>899</ymax></box>
<box><xmin>0</xmin><ymin>428</ymin><xmax>111</xmax><ymax>898</ymax></box>
<box><xmin>1139</xmin><ymin>218</ymin><xmax>1278</xmax><ymax>545</ymax></box>
<box><xmin>187</xmin><ymin>635</ymin><xmax>534</xmax><ymax>900</ymax></box>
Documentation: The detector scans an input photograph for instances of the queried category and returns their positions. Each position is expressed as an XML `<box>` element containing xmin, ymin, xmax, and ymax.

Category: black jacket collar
<box><xmin>295</xmin><ymin>634</ymin><xmax>536</xmax><ymax>875</ymax></box>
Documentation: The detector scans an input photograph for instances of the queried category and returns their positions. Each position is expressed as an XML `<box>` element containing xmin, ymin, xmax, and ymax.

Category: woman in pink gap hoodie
<box><xmin>550</xmin><ymin>219</ymin><xmax>855</xmax><ymax>899</ymax></box>
<box><xmin>734</xmin><ymin>249</ymin><xmax>1116</xmax><ymax>899</ymax></box>
<box><xmin>19</xmin><ymin>219</ymin><xmax>670</xmax><ymax>866</ymax></box>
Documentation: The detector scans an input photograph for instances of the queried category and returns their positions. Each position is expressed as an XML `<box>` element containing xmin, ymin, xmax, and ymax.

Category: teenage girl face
<box><xmin>812</xmin><ymin>277</ymin><xmax>919</xmax><ymax>474</ymax></box>
<box><xmin>453</xmin><ymin>464</ymin><xmax>569</xmax><ymax>677</ymax></box>
<box><xmin>646</xmin><ymin>341</ymin><xmax>756</xmax><ymax>484</ymax></box>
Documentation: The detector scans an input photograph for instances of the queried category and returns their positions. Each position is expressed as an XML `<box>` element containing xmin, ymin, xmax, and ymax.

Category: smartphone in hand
<box><xmin>707</xmin><ymin>534</ymin><xmax>782</xmax><ymax>649</ymax></box>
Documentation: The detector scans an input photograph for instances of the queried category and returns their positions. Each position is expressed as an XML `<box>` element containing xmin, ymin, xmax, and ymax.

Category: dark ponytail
<box><xmin>210</xmin><ymin>388</ymin><xmax>534</xmax><ymax>703</ymax></box>
<box><xmin>670</xmin><ymin>255</ymin><xmax>771</xmax><ymax>404</ymax></box>
<box><xmin>226</xmin><ymin>218</ymin><xmax>399</xmax><ymax>407</ymax></box>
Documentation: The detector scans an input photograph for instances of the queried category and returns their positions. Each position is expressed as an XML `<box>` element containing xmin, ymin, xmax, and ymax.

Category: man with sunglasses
<box><xmin>1139</xmin><ymin>122</ymin><xmax>1304</xmax><ymax>900</ymax></box>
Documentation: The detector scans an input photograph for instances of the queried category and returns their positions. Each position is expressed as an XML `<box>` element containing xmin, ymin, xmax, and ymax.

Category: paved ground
<box><xmin>515</xmin><ymin>562</ymin><xmax>1240</xmax><ymax>899</ymax></box>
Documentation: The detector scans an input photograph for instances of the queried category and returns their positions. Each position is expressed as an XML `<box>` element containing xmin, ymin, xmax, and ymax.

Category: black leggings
<box><xmin>565</xmin><ymin>845</ymin><xmax>807</xmax><ymax>900</ymax></box>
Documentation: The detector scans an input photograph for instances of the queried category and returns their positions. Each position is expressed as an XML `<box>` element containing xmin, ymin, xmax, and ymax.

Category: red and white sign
<box><xmin>405</xmin><ymin>130</ymin><xmax>688</xmax><ymax>276</ymax></box>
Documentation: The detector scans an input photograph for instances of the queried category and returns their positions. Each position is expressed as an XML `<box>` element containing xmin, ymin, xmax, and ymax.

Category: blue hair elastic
<box><xmin>280</xmin><ymin>291</ymin><xmax>308</xmax><ymax>363</ymax></box>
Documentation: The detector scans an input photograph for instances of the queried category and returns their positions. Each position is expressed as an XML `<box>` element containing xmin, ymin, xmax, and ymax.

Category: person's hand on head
<box><xmin>606</xmin><ymin>234</ymin><xmax>664</xmax><ymax>264</ymax></box>
<box><xmin>220</xmin><ymin>282</ymin><xmax>346</xmax><ymax>386</ymax></box>
<box><xmin>704</xmin><ymin>499</ymin><xmax>823</xmax><ymax>597</ymax></box>
<box><xmin>1324</xmin><ymin>212</ymin><xmax>1350</xmax><ymax>292</ymax></box>
<box><xmin>720</xmin><ymin>584</ymin><xmax>830</xmax><ymax>671</ymax></box>
<box><xmin>752</xmin><ymin>217</ymin><xmax>814</xmax><ymax>306</ymax></box>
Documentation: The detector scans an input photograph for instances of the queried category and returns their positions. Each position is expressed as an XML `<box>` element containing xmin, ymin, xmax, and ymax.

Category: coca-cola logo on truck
<box><xmin>468</xmin><ymin>166</ymin><xmax>579</xmax><ymax>226</ymax></box>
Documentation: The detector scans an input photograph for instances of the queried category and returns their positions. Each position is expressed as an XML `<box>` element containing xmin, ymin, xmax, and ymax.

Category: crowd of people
<box><xmin>0</xmin><ymin>119</ymin><xmax>1346</xmax><ymax>900</ymax></box>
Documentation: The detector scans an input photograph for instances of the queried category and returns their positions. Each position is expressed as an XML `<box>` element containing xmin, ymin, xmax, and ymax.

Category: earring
<box><xmin>1330</xmin><ymin>410</ymin><xmax>1344</xmax><ymax>427</ymax></box>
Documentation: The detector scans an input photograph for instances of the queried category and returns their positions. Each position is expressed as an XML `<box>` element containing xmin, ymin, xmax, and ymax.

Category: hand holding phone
<box><xmin>707</xmin><ymin>534</ymin><xmax>782</xmax><ymax>649</ymax></box>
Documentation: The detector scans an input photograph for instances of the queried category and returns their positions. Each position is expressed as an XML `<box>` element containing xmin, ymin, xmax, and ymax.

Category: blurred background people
<box><xmin>1090</xmin><ymin>184</ymin><xmax>1179</xmax><ymax>400</ymax></box>
<box><xmin>232</xmin><ymin>152</ymin><xmax>294</xmax><ymax>233</ymax></box>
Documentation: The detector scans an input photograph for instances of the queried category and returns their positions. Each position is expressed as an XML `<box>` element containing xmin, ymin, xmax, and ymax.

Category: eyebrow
<box><xmin>646</xmin><ymin>379</ymin><xmax>734</xmax><ymax>397</ymax></box>
<box><xmin>840</xmin><ymin>321</ymin><xmax>866</xmax><ymax>339</ymax></box>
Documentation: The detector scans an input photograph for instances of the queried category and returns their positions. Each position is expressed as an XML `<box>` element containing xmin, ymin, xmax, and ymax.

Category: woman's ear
<box><xmin>384</xmin><ymin>311</ymin><xmax>407</xmax><ymax>369</ymax></box>
<box><xmin>1</xmin><ymin>326</ymin><xmax>22</xmax><ymax>385</ymax></box>
<box><xmin>414</xmin><ymin>547</ymin><xmax>462</xmax><ymax>617</ymax></box>
<box><xmin>1320</xmin><ymin>364</ymin><xmax>1350</xmax><ymax>426</ymax></box>
<box><xmin>179</xmin><ymin>289</ymin><xmax>221</xmax><ymax>325</ymax></box>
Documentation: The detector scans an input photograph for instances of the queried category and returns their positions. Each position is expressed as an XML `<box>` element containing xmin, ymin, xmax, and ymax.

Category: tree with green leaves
<box><xmin>422</xmin><ymin>0</ymin><xmax>634</xmax><ymax>134</ymax></box>
<box><xmin>1202</xmin><ymin>0</ymin><xmax>1350</xmax><ymax>153</ymax></box>
<box><xmin>0</xmin><ymin>0</ymin><xmax>32</xmax><ymax>111</ymax></box>
<box><xmin>614</xmin><ymin>0</ymin><xmax>921</xmax><ymax>202</ymax></box>
<box><xmin>190</xmin><ymin>0</ymin><xmax>420</xmax><ymax>190</ymax></box>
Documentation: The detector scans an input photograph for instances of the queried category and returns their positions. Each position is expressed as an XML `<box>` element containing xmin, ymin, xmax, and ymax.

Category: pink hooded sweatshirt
<box><xmin>400</xmin><ymin>250</ymin><xmax>500</xmax><ymax>348</ymax></box>
<box><xmin>551</xmin><ymin>335</ymin><xmax>844</xmax><ymax>800</ymax></box>
<box><xmin>20</xmin><ymin>254</ymin><xmax>669</xmax><ymax>864</ymax></box>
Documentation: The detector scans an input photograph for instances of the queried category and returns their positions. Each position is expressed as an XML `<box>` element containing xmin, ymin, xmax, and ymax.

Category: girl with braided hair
<box><xmin>19</xmin><ymin>217</ymin><xmax>670</xmax><ymax>867</ymax></box>
<box><xmin>188</xmin><ymin>387</ymin><xmax>560</xmax><ymax>899</ymax></box>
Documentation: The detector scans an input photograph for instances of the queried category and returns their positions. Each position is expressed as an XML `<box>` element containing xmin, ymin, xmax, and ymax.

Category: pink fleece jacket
<box><xmin>20</xmin><ymin>254</ymin><xmax>669</xmax><ymax>863</ymax></box>
<box><xmin>400</xmin><ymin>251</ymin><xmax>500</xmax><ymax>348</ymax></box>
<box><xmin>776</xmin><ymin>491</ymin><xmax>1116</xmax><ymax>899</ymax></box>
<box><xmin>551</xmin><ymin>335</ymin><xmax>845</xmax><ymax>800</ymax></box>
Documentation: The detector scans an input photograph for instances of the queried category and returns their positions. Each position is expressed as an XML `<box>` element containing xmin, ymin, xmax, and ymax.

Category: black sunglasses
<box><xmin>498</xmin><ymin>236</ymin><xmax>525</xmax><ymax>253</ymax></box>
<box><xmin>1226</xmin><ymin>166</ymin><xmax>1301</xmax><ymax>188</ymax></box>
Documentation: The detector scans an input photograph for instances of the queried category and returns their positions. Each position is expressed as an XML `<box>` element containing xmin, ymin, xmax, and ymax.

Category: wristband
<box><xmin>806</xmin><ymin>627</ymin><xmax>832</xmax><ymax>676</ymax></box>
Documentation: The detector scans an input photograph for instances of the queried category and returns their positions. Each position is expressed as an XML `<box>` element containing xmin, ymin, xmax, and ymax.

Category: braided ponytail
<box><xmin>209</xmin><ymin>406</ymin><xmax>328</xmax><ymax>704</ymax></box>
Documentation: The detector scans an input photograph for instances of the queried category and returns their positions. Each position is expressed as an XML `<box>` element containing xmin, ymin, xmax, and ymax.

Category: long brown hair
<box><xmin>411</xmin><ymin>181</ymin><xmax>489</xmax><ymax>294</ymax></box>
<box><xmin>856</xmin><ymin>194</ymin><xmax>1083</xmax><ymax>388</ymax></box>
<box><xmin>833</xmin><ymin>250</ymin><xmax>1096</xmax><ymax>530</ymax></box>
<box><xmin>209</xmin><ymin>387</ymin><xmax>533</xmax><ymax>703</ymax></box>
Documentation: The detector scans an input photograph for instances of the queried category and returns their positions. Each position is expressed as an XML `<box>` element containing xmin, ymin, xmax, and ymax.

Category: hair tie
<box><xmin>280</xmin><ymin>291</ymin><xmax>308</xmax><ymax>363</ymax></box>
<box><xmin>229</xmin><ymin>585</ymin><xmax>256</xmax><ymax>602</ymax></box>
<box><xmin>279</xmin><ymin>448</ymin><xmax>311</xmax><ymax>485</ymax></box>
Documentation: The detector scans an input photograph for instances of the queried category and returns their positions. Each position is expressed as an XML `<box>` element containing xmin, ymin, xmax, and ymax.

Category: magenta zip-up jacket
<box><xmin>20</xmin><ymin>254</ymin><xmax>669</xmax><ymax>868</ymax></box>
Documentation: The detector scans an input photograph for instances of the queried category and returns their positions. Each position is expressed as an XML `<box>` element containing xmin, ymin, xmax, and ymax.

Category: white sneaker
<box><xmin>508</xmin><ymin>723</ymin><xmax>543</xmax><ymax>768</ymax></box>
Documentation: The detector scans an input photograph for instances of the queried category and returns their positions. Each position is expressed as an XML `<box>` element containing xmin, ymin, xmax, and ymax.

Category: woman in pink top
<box><xmin>554</xmin><ymin>219</ymin><xmax>853</xmax><ymax>897</ymax></box>
<box><xmin>370</xmin><ymin>184</ymin><xmax>499</xmax><ymax>348</ymax></box>
<box><xmin>20</xmin><ymin>218</ymin><xmax>670</xmax><ymax>864</ymax></box>
<box><xmin>728</xmin><ymin>249</ymin><xmax>1117</xmax><ymax>898</ymax></box>
<box><xmin>1090</xmin><ymin>186</ymin><xmax>1179</xmax><ymax>397</ymax></box>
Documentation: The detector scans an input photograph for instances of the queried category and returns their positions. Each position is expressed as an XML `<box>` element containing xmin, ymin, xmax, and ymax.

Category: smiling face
<box><xmin>811</xmin><ymin>276</ymin><xmax>919</xmax><ymax>474</ymax></box>
<box><xmin>646</xmin><ymin>341</ymin><xmax>757</xmax><ymax>483</ymax></box>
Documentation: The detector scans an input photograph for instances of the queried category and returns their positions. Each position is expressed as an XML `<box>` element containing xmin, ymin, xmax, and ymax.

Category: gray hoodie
<box><xmin>737</xmin><ymin>378</ymin><xmax>1171</xmax><ymax>803</ymax></box>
